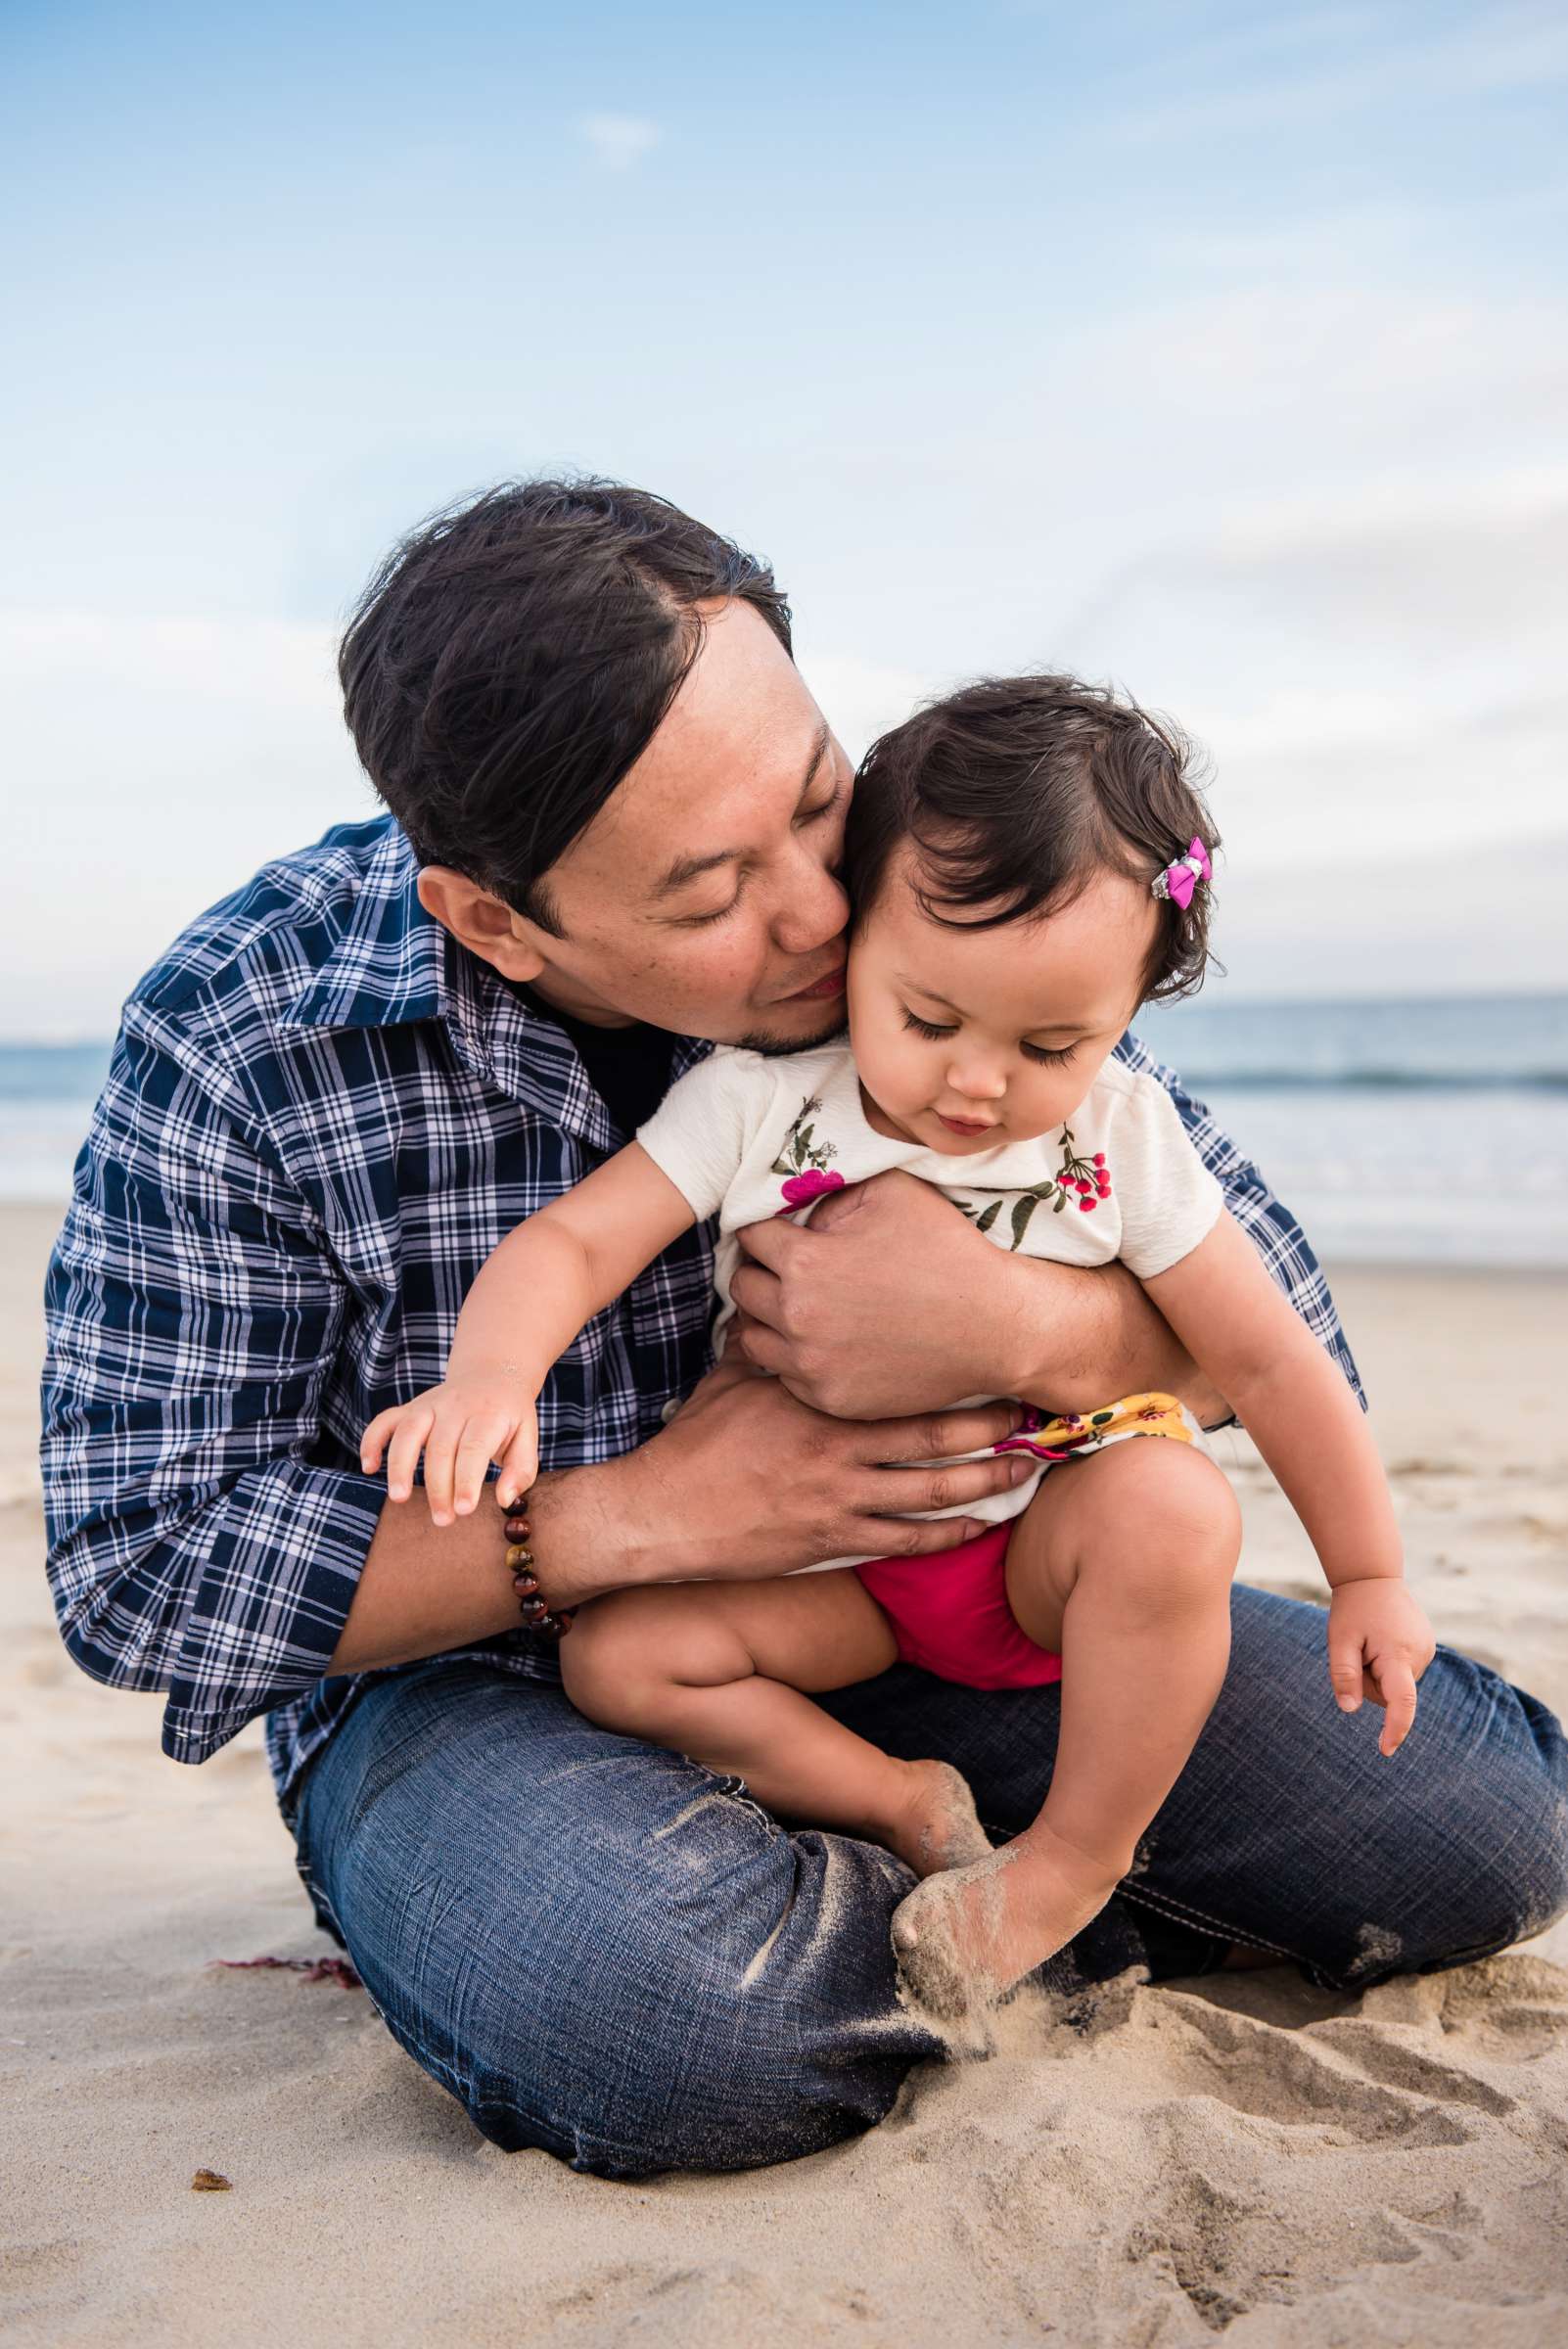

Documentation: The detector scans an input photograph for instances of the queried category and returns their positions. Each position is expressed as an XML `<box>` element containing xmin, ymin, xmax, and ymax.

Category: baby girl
<box><xmin>362</xmin><ymin>674</ymin><xmax>1436</xmax><ymax>2016</ymax></box>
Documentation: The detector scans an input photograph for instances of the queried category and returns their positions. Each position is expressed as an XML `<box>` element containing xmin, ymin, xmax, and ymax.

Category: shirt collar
<box><xmin>278</xmin><ymin>817</ymin><xmax>706</xmax><ymax>1149</ymax></box>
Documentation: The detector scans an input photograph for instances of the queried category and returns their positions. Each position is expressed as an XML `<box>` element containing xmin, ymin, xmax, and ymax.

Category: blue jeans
<box><xmin>290</xmin><ymin>1585</ymin><xmax>1568</xmax><ymax>2177</ymax></box>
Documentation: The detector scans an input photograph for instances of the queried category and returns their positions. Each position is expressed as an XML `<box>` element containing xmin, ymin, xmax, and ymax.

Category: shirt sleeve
<box><xmin>635</xmin><ymin>1048</ymin><xmax>775</xmax><ymax>1222</ymax></box>
<box><xmin>40</xmin><ymin>1007</ymin><xmax>387</xmax><ymax>1767</ymax></box>
<box><xmin>1114</xmin><ymin>1029</ymin><xmax>1365</xmax><ymax>1407</ymax></box>
<box><xmin>1110</xmin><ymin>1075</ymin><xmax>1225</xmax><ymax>1279</ymax></box>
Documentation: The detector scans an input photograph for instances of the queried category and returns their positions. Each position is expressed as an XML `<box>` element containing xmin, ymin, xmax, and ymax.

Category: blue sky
<box><xmin>5</xmin><ymin>1</ymin><xmax>1566</xmax><ymax>1032</ymax></box>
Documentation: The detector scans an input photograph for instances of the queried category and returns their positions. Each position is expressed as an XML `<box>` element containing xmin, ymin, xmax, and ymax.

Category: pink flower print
<box><xmin>778</xmin><ymin>1169</ymin><xmax>846</xmax><ymax>1211</ymax></box>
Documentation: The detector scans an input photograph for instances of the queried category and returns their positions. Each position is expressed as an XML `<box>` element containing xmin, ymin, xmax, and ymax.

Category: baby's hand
<box><xmin>1326</xmin><ymin>1578</ymin><xmax>1437</xmax><ymax>1756</ymax></box>
<box><xmin>360</xmin><ymin>1377</ymin><xmax>540</xmax><ymax>1527</ymax></box>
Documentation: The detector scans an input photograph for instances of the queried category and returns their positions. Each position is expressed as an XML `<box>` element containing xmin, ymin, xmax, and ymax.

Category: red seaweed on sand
<box><xmin>212</xmin><ymin>1955</ymin><xmax>363</xmax><ymax>1989</ymax></box>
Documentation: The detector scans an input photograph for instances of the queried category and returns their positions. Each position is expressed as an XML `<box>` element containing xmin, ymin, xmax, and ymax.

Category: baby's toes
<box><xmin>891</xmin><ymin>1876</ymin><xmax>982</xmax><ymax>2022</ymax></box>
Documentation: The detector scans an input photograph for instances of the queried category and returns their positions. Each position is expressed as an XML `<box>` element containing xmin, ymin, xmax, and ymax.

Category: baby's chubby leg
<box><xmin>561</xmin><ymin>1571</ymin><xmax>993</xmax><ymax>1878</ymax></box>
<box><xmin>894</xmin><ymin>1439</ymin><xmax>1241</xmax><ymax>2015</ymax></box>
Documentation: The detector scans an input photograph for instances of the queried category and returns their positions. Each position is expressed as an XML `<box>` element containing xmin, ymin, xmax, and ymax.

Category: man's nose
<box><xmin>769</xmin><ymin>849</ymin><xmax>849</xmax><ymax>957</ymax></box>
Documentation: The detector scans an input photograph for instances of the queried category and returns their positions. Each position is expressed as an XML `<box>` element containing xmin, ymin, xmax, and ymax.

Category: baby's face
<box><xmin>846</xmin><ymin>850</ymin><xmax>1159</xmax><ymax>1153</ymax></box>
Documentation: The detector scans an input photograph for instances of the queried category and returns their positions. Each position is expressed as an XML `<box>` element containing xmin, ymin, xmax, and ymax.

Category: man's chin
<box><xmin>733</xmin><ymin>1007</ymin><xmax>849</xmax><ymax>1057</ymax></box>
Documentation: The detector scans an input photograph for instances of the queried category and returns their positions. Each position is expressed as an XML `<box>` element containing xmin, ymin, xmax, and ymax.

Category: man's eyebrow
<box><xmin>650</xmin><ymin>723</ymin><xmax>832</xmax><ymax>900</ymax></box>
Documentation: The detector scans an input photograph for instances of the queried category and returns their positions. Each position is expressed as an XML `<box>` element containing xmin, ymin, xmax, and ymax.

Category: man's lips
<box><xmin>781</xmin><ymin>963</ymin><xmax>847</xmax><ymax>1003</ymax></box>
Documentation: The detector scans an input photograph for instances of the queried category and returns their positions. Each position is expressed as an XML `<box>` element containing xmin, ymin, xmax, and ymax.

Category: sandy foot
<box><xmin>882</xmin><ymin>1759</ymin><xmax>995</xmax><ymax>1879</ymax></box>
<box><xmin>892</xmin><ymin>1826</ymin><xmax>1125</xmax><ymax>2018</ymax></box>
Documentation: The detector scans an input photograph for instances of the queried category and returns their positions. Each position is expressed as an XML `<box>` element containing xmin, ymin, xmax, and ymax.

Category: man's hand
<box><xmin>1327</xmin><ymin>1579</ymin><xmax>1438</xmax><ymax>1757</ymax></box>
<box><xmin>528</xmin><ymin>1352</ymin><xmax>1034</xmax><ymax>1602</ymax></box>
<box><xmin>727</xmin><ymin>1169</ymin><xmax>1225</xmax><ymax>1423</ymax></box>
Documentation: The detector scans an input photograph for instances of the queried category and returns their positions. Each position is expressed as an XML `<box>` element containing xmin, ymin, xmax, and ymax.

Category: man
<box><xmin>42</xmin><ymin>480</ymin><xmax>1568</xmax><ymax>2177</ymax></box>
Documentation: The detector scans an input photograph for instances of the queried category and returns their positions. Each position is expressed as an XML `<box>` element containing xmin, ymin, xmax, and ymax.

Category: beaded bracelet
<box><xmin>504</xmin><ymin>1507</ymin><xmax>576</xmax><ymax>1637</ymax></box>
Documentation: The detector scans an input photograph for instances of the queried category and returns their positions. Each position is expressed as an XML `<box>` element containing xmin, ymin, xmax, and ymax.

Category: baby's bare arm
<box><xmin>1148</xmin><ymin>1220</ymin><xmax>1435</xmax><ymax>1753</ymax></box>
<box><xmin>448</xmin><ymin>1141</ymin><xmax>698</xmax><ymax>1389</ymax></box>
<box><xmin>360</xmin><ymin>1143</ymin><xmax>699</xmax><ymax>1520</ymax></box>
<box><xmin>1147</xmin><ymin>1214</ymin><xmax>1402</xmax><ymax>1591</ymax></box>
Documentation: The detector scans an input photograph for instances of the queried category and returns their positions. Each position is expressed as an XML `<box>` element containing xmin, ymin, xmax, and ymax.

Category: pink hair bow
<box><xmin>1153</xmin><ymin>838</ymin><xmax>1211</xmax><ymax>910</ymax></box>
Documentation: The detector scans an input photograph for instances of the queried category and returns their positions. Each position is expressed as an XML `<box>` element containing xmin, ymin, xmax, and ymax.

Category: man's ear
<box><xmin>416</xmin><ymin>866</ymin><xmax>549</xmax><ymax>984</ymax></box>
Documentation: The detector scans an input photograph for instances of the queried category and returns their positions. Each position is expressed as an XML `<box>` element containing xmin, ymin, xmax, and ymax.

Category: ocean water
<box><xmin>4</xmin><ymin>996</ymin><xmax>1566</xmax><ymax>1267</ymax></box>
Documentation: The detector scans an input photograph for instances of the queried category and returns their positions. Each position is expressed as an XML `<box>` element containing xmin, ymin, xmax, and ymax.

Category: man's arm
<box><xmin>43</xmin><ymin>1018</ymin><xmax>1030</xmax><ymax>1737</ymax></box>
<box><xmin>727</xmin><ymin>1173</ymin><xmax>1225</xmax><ymax>1422</ymax></box>
<box><xmin>331</xmin><ymin>1358</ymin><xmax>1034</xmax><ymax>1670</ymax></box>
<box><xmin>41</xmin><ymin>1015</ymin><xmax>394</xmax><ymax>1765</ymax></box>
<box><xmin>725</xmin><ymin>1042</ymin><xmax>1360</xmax><ymax>1427</ymax></box>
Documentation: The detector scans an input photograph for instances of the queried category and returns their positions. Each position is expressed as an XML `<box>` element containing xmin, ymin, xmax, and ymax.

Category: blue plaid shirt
<box><xmin>40</xmin><ymin>816</ymin><xmax>1360</xmax><ymax>1814</ymax></box>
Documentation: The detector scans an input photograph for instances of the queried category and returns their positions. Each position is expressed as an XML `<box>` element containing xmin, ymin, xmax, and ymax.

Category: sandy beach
<box><xmin>4</xmin><ymin>1197</ymin><xmax>1566</xmax><ymax>2347</ymax></box>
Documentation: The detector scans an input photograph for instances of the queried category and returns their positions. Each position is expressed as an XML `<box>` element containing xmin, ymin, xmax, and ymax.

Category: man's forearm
<box><xmin>999</xmin><ymin>1255</ymin><xmax>1229</xmax><ymax>1427</ymax></box>
<box><xmin>326</xmin><ymin>1467</ymin><xmax>635</xmax><ymax>1676</ymax></box>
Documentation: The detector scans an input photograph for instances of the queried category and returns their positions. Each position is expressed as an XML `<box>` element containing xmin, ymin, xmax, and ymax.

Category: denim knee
<box><xmin>293</xmin><ymin>1666</ymin><xmax>939</xmax><ymax>2179</ymax></box>
<box><xmin>1437</xmin><ymin>1688</ymin><xmax>1568</xmax><ymax>1963</ymax></box>
<box><xmin>397</xmin><ymin>1824</ymin><xmax>933</xmax><ymax>2178</ymax></box>
<box><xmin>1336</xmin><ymin>1680</ymin><xmax>1568</xmax><ymax>1990</ymax></box>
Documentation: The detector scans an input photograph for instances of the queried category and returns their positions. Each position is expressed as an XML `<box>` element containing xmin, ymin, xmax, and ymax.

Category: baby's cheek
<box><xmin>853</xmin><ymin>1023</ymin><xmax>912</xmax><ymax>1108</ymax></box>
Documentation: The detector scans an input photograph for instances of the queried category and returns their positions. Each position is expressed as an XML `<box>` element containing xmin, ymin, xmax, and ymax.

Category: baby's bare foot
<box><xmin>891</xmin><ymin>1823</ymin><xmax>1127</xmax><ymax>2018</ymax></box>
<box><xmin>881</xmin><ymin>1760</ymin><xmax>993</xmax><ymax>1879</ymax></box>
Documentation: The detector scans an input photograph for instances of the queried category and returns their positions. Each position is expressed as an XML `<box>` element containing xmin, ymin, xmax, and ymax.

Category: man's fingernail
<box><xmin>1337</xmin><ymin>1695</ymin><xmax>1359</xmax><ymax>1712</ymax></box>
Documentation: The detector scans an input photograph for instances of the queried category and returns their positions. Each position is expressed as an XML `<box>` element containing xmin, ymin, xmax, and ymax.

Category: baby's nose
<box><xmin>948</xmin><ymin>1061</ymin><xmax>1008</xmax><ymax>1100</ymax></box>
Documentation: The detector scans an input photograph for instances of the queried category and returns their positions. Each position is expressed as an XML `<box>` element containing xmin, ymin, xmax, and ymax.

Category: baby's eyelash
<box><xmin>902</xmin><ymin>1010</ymin><xmax>1078</xmax><ymax>1067</ymax></box>
<box><xmin>901</xmin><ymin>1010</ymin><xmax>956</xmax><ymax>1040</ymax></box>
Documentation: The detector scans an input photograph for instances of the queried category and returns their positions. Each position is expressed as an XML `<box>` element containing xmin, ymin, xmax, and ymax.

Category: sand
<box><xmin>3</xmin><ymin>1199</ymin><xmax>1566</xmax><ymax>2346</ymax></box>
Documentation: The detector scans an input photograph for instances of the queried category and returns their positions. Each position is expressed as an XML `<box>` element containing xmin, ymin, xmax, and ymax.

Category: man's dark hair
<box><xmin>339</xmin><ymin>478</ymin><xmax>793</xmax><ymax>932</ymax></box>
<box><xmin>844</xmin><ymin>674</ymin><xmax>1220</xmax><ymax>1005</ymax></box>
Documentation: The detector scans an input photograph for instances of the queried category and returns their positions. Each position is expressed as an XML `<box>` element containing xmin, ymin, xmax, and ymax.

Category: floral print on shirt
<box><xmin>771</xmin><ymin>1095</ymin><xmax>846</xmax><ymax>1212</ymax></box>
<box><xmin>954</xmin><ymin>1126</ymin><xmax>1113</xmax><ymax>1249</ymax></box>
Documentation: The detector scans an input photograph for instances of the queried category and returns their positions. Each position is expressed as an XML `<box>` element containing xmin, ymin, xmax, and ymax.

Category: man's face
<box><xmin>468</xmin><ymin>598</ymin><xmax>854</xmax><ymax>1048</ymax></box>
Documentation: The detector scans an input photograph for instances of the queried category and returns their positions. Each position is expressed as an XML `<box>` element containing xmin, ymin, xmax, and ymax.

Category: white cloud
<box><xmin>577</xmin><ymin>113</ymin><xmax>661</xmax><ymax>172</ymax></box>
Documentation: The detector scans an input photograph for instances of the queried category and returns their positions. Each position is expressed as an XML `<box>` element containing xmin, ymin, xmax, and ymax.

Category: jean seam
<box><xmin>1117</xmin><ymin>1876</ymin><xmax>1307</xmax><ymax>1968</ymax></box>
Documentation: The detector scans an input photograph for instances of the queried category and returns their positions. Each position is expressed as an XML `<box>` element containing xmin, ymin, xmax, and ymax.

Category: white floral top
<box><xmin>636</xmin><ymin>1039</ymin><xmax>1222</xmax><ymax>1563</ymax></box>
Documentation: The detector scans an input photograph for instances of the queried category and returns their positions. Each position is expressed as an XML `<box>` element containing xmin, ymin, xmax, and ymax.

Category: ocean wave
<box><xmin>1180</xmin><ymin>1070</ymin><xmax>1568</xmax><ymax>1092</ymax></box>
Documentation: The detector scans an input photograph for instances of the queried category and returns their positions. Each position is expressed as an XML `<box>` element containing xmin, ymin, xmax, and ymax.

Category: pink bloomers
<box><xmin>855</xmin><ymin>1523</ymin><xmax>1063</xmax><ymax>1690</ymax></box>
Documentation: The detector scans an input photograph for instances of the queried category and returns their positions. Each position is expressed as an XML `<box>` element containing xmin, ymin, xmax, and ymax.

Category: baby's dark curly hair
<box><xmin>844</xmin><ymin>674</ymin><xmax>1220</xmax><ymax>1005</ymax></box>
